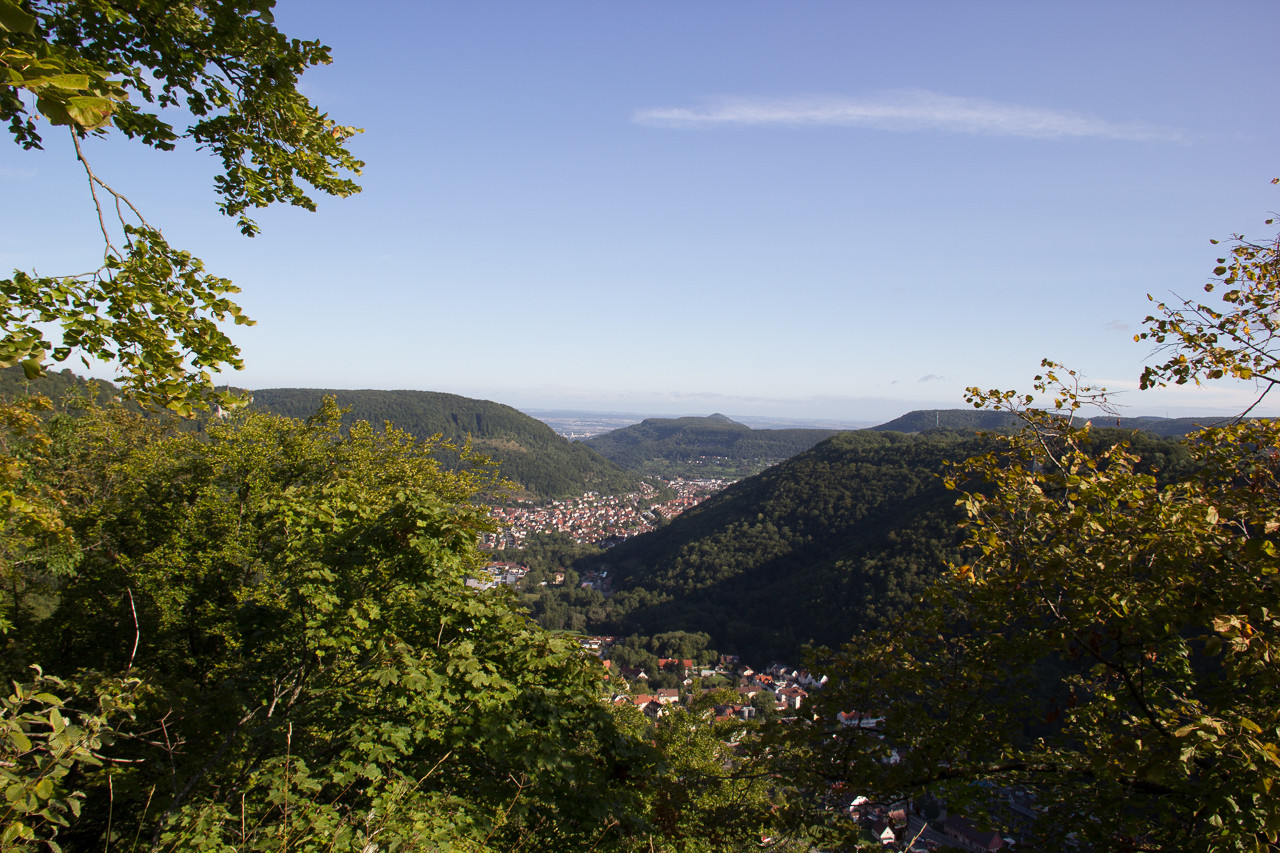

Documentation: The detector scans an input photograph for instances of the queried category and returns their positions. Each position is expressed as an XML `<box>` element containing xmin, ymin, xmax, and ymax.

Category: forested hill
<box><xmin>870</xmin><ymin>409</ymin><xmax>1022</xmax><ymax>432</ymax></box>
<box><xmin>590</xmin><ymin>426</ymin><xmax>1193</xmax><ymax>662</ymax></box>
<box><xmin>593</xmin><ymin>430</ymin><xmax>989</xmax><ymax>661</ymax></box>
<box><xmin>0</xmin><ymin>365</ymin><xmax>122</xmax><ymax>404</ymax></box>
<box><xmin>249</xmin><ymin>388</ymin><xmax>643</xmax><ymax>499</ymax></box>
<box><xmin>873</xmin><ymin>408</ymin><xmax>1217</xmax><ymax>436</ymax></box>
<box><xmin>583</xmin><ymin>413</ymin><xmax>839</xmax><ymax>475</ymax></box>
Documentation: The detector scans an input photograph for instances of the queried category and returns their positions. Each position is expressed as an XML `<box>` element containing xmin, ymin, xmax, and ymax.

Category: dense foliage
<box><xmin>251</xmin><ymin>388</ymin><xmax>643</xmax><ymax>500</ymax></box>
<box><xmin>0</xmin><ymin>400</ymin><xmax>794</xmax><ymax>851</ymax></box>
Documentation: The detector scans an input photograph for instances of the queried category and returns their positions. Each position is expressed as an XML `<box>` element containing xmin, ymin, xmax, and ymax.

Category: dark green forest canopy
<box><xmin>585</xmin><ymin>428</ymin><xmax>1193</xmax><ymax>663</ymax></box>
<box><xmin>587</xmin><ymin>430</ymin><xmax>979</xmax><ymax>661</ymax></box>
<box><xmin>249</xmin><ymin>387</ymin><xmax>644</xmax><ymax>499</ymax></box>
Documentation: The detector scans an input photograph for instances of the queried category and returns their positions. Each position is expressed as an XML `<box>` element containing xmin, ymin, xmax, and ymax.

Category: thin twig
<box><xmin>104</xmin><ymin>774</ymin><xmax>114</xmax><ymax>853</ymax></box>
<box><xmin>125</xmin><ymin>588</ymin><xmax>140</xmax><ymax>674</ymax></box>
<box><xmin>72</xmin><ymin>130</ymin><xmax>115</xmax><ymax>256</ymax></box>
<box><xmin>1236</xmin><ymin>382</ymin><xmax>1275</xmax><ymax>422</ymax></box>
<box><xmin>416</xmin><ymin>749</ymin><xmax>454</xmax><ymax>784</ymax></box>
<box><xmin>131</xmin><ymin>785</ymin><xmax>155</xmax><ymax>852</ymax></box>
<box><xmin>69</xmin><ymin>128</ymin><xmax>153</xmax><ymax>243</ymax></box>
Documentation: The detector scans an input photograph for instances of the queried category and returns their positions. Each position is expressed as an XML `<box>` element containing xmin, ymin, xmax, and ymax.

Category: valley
<box><xmin>0</xmin><ymin>364</ymin><xmax>1246</xmax><ymax>850</ymax></box>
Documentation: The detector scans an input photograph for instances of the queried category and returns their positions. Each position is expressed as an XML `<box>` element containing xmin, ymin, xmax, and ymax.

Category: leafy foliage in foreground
<box><xmin>1</xmin><ymin>0</ymin><xmax>361</xmax><ymax>413</ymax></box>
<box><xmin>801</xmin><ymin>202</ymin><xmax>1280</xmax><ymax>852</ymax></box>
<box><xmin>0</xmin><ymin>400</ymin><xmax>789</xmax><ymax>851</ymax></box>
<box><xmin>17</xmin><ymin>401</ymin><xmax>617</xmax><ymax>848</ymax></box>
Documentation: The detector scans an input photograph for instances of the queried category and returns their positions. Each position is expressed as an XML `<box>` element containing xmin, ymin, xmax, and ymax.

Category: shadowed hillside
<box><xmin>589</xmin><ymin>430</ymin><xmax>984</xmax><ymax>661</ymax></box>
<box><xmin>583</xmin><ymin>427</ymin><xmax>1193</xmax><ymax>662</ymax></box>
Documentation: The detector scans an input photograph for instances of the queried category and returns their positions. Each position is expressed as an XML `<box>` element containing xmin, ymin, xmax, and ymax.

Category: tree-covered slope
<box><xmin>1085</xmin><ymin>414</ymin><xmax>1227</xmax><ymax>436</ymax></box>
<box><xmin>250</xmin><ymin>388</ymin><xmax>643</xmax><ymax>499</ymax></box>
<box><xmin>0</xmin><ymin>365</ymin><xmax>122</xmax><ymax>404</ymax></box>
<box><xmin>583</xmin><ymin>413</ymin><xmax>839</xmax><ymax>474</ymax></box>
<box><xmin>592</xmin><ymin>427</ymin><xmax>1192</xmax><ymax>663</ymax></box>
<box><xmin>592</xmin><ymin>430</ymin><xmax>985</xmax><ymax>661</ymax></box>
<box><xmin>869</xmin><ymin>409</ymin><xmax>1022</xmax><ymax>433</ymax></box>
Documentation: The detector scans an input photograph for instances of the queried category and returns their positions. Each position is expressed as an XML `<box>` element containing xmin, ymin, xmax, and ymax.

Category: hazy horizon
<box><xmin>4</xmin><ymin>2</ymin><xmax>1277</xmax><ymax>422</ymax></box>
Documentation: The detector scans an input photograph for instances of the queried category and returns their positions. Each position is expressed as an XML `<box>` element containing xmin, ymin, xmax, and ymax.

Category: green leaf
<box><xmin>20</xmin><ymin>358</ymin><xmax>45</xmax><ymax>380</ymax></box>
<box><xmin>0</xmin><ymin>0</ymin><xmax>36</xmax><ymax>33</ymax></box>
<box><xmin>37</xmin><ymin>74</ymin><xmax>92</xmax><ymax>92</ymax></box>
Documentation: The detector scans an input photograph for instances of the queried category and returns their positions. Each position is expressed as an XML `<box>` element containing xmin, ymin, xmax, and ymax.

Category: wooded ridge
<box><xmin>242</xmin><ymin>387</ymin><xmax>645</xmax><ymax>500</ymax></box>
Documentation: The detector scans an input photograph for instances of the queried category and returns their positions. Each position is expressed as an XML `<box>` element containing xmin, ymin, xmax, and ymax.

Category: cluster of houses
<box><xmin>827</xmin><ymin>788</ymin><xmax>1016</xmax><ymax>851</ymax></box>
<box><xmin>464</xmin><ymin>561</ymin><xmax>528</xmax><ymax>591</ymax></box>
<box><xmin>868</xmin><ymin>806</ymin><xmax>1009</xmax><ymax>852</ymax></box>
<box><xmin>579</xmin><ymin>636</ymin><xmax>1025</xmax><ymax>851</ymax></box>
<box><xmin>480</xmin><ymin>478</ymin><xmax>732</xmax><ymax>549</ymax></box>
<box><xmin>824</xmin><ymin>762</ymin><xmax>1033</xmax><ymax>851</ymax></box>
<box><xmin>582</xmin><ymin>642</ymin><xmax>828</xmax><ymax>722</ymax></box>
<box><xmin>467</xmin><ymin>561</ymin><xmax>611</xmax><ymax>595</ymax></box>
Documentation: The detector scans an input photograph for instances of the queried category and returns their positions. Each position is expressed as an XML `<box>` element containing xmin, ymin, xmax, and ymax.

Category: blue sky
<box><xmin>2</xmin><ymin>1</ymin><xmax>1278</xmax><ymax>423</ymax></box>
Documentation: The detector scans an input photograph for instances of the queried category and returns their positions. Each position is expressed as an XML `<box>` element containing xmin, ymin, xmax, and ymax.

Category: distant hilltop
<box><xmin>525</xmin><ymin>408</ymin><xmax>873</xmax><ymax>436</ymax></box>
<box><xmin>582</xmin><ymin>414</ymin><xmax>841</xmax><ymax>475</ymax></box>
<box><xmin>0</xmin><ymin>368</ymin><xmax>1243</xmax><ymax>478</ymax></box>
<box><xmin>870</xmin><ymin>408</ymin><xmax>1224</xmax><ymax>437</ymax></box>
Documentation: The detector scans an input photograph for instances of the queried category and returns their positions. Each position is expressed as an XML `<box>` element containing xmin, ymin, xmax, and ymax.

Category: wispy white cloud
<box><xmin>633</xmin><ymin>89</ymin><xmax>1183</xmax><ymax>142</ymax></box>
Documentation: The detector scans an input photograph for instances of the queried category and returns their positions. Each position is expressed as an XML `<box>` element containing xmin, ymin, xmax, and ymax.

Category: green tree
<box><xmin>1</xmin><ymin>0</ymin><xmax>361</xmax><ymax>412</ymax></box>
<box><xmin>801</xmin><ymin>199</ymin><xmax>1280</xmax><ymax>852</ymax></box>
<box><xmin>616</xmin><ymin>693</ymin><xmax>796</xmax><ymax>853</ymax></box>
<box><xmin>7</xmin><ymin>399</ymin><xmax>656</xmax><ymax>850</ymax></box>
<box><xmin>0</xmin><ymin>0</ymin><xmax>362</xmax><ymax>659</ymax></box>
<box><xmin>748</xmin><ymin>690</ymin><xmax>779</xmax><ymax>723</ymax></box>
<box><xmin>0</xmin><ymin>15</ymin><xmax>364</xmax><ymax>824</ymax></box>
<box><xmin>0</xmin><ymin>667</ymin><xmax>139</xmax><ymax>851</ymax></box>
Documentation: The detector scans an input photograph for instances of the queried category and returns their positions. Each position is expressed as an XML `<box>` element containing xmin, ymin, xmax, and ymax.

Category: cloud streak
<box><xmin>633</xmin><ymin>89</ymin><xmax>1183</xmax><ymax>142</ymax></box>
